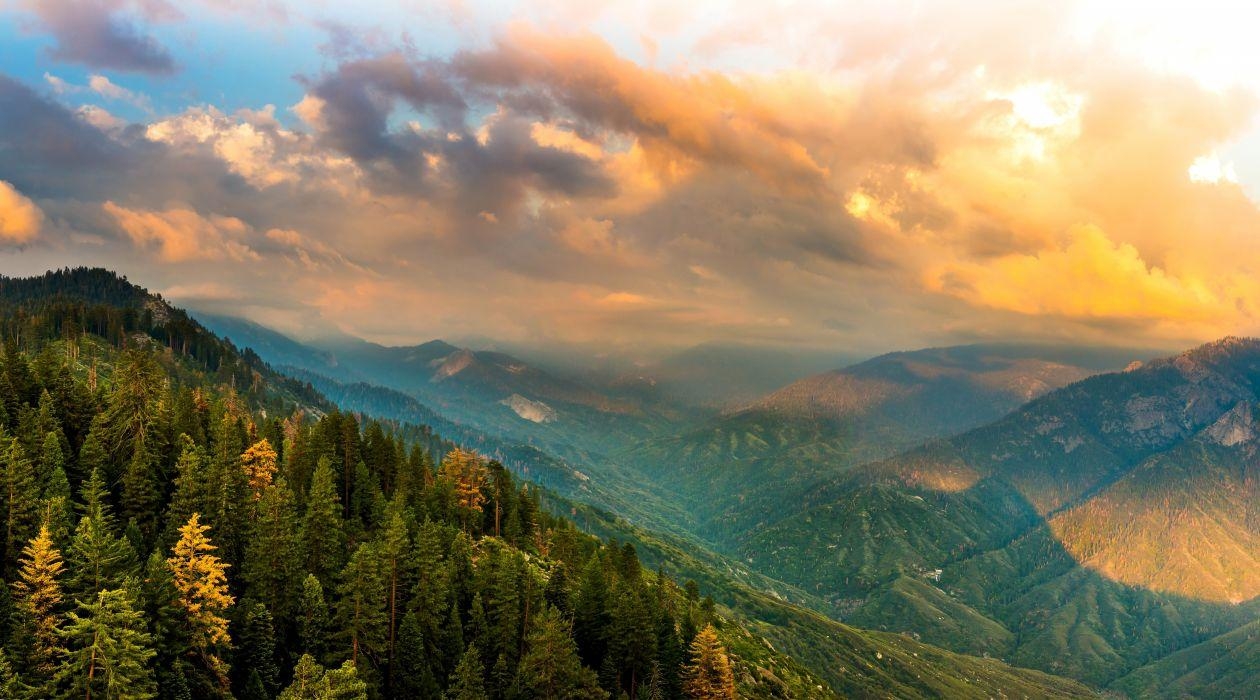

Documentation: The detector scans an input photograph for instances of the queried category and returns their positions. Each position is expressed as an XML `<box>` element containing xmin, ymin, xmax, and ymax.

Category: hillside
<box><xmin>620</xmin><ymin>344</ymin><xmax>1112</xmax><ymax>544</ymax></box>
<box><xmin>0</xmin><ymin>267</ymin><xmax>1109</xmax><ymax>699</ymax></box>
<box><xmin>739</xmin><ymin>337</ymin><xmax>1260</xmax><ymax>688</ymax></box>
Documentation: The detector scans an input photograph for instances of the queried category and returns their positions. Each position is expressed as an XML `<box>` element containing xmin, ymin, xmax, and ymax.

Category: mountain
<box><xmin>0</xmin><ymin>267</ymin><xmax>1110</xmax><ymax>699</ymax></box>
<box><xmin>196</xmin><ymin>313</ymin><xmax>676</xmax><ymax>459</ymax></box>
<box><xmin>620</xmin><ymin>343</ymin><xmax>1122</xmax><ymax>544</ymax></box>
<box><xmin>740</xmin><ymin>337</ymin><xmax>1260</xmax><ymax>688</ymax></box>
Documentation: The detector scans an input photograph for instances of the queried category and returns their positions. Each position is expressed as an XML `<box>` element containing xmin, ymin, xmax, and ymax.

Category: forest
<box><xmin>0</xmin><ymin>268</ymin><xmax>739</xmax><ymax>699</ymax></box>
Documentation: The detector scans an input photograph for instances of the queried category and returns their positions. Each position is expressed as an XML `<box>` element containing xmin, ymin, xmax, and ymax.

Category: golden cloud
<box><xmin>0</xmin><ymin>181</ymin><xmax>42</xmax><ymax>244</ymax></box>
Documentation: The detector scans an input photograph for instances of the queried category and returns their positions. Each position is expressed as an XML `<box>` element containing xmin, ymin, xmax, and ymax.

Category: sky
<box><xmin>2</xmin><ymin>0</ymin><xmax>1260</xmax><ymax>357</ymax></box>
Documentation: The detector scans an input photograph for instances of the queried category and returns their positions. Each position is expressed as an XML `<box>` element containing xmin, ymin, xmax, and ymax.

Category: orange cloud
<box><xmin>0</xmin><ymin>181</ymin><xmax>42</xmax><ymax>244</ymax></box>
<box><xmin>103</xmin><ymin>201</ymin><xmax>258</xmax><ymax>262</ymax></box>
<box><xmin>926</xmin><ymin>225</ymin><xmax>1221</xmax><ymax>322</ymax></box>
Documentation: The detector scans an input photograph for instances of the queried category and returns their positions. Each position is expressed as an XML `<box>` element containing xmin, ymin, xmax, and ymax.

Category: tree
<box><xmin>232</xmin><ymin>601</ymin><xmax>280</xmax><ymax>700</ymax></box>
<box><xmin>445</xmin><ymin>645</ymin><xmax>488</xmax><ymax>700</ymax></box>
<box><xmin>681</xmin><ymin>626</ymin><xmax>735</xmax><ymax>700</ymax></box>
<box><xmin>240</xmin><ymin>439</ymin><xmax>278</xmax><ymax>499</ymax></box>
<box><xmin>297</xmin><ymin>574</ymin><xmax>330</xmax><ymax>661</ymax></box>
<box><xmin>3</xmin><ymin>437</ymin><xmax>40</xmax><ymax>575</ymax></box>
<box><xmin>120</xmin><ymin>446</ymin><xmax>160</xmax><ymax>544</ymax></box>
<box><xmin>515</xmin><ymin>606</ymin><xmax>607</xmax><ymax>700</ymax></box>
<box><xmin>377</xmin><ymin>500</ymin><xmax>412</xmax><ymax>691</ymax></box>
<box><xmin>303</xmin><ymin>457</ymin><xmax>345</xmax><ymax>585</ymax></box>
<box><xmin>12</xmin><ymin>524</ymin><xmax>66</xmax><ymax>683</ymax></box>
<box><xmin>167</xmin><ymin>513</ymin><xmax>234</xmax><ymax>691</ymax></box>
<box><xmin>336</xmin><ymin>542</ymin><xmax>386</xmax><ymax>670</ymax></box>
<box><xmin>55</xmin><ymin>586</ymin><xmax>157</xmax><ymax>699</ymax></box>
<box><xmin>438</xmin><ymin>449</ymin><xmax>487</xmax><ymax>531</ymax></box>
<box><xmin>278</xmin><ymin>654</ymin><xmax>369</xmax><ymax>700</ymax></box>
<box><xmin>65</xmin><ymin>513</ymin><xmax>136</xmax><ymax>603</ymax></box>
<box><xmin>242</xmin><ymin>479</ymin><xmax>302</xmax><ymax>621</ymax></box>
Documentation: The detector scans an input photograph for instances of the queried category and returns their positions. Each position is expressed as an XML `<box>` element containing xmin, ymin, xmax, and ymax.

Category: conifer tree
<box><xmin>233</xmin><ymin>600</ymin><xmax>280</xmax><ymax>700</ymax></box>
<box><xmin>303</xmin><ymin>457</ymin><xmax>345</xmax><ymax>585</ymax></box>
<box><xmin>55</xmin><ymin>586</ymin><xmax>157</xmax><ymax>699</ymax></box>
<box><xmin>3</xmin><ymin>437</ymin><xmax>39</xmax><ymax>574</ymax></box>
<box><xmin>681</xmin><ymin>625</ymin><xmax>735</xmax><ymax>700</ymax></box>
<box><xmin>243</xmin><ymin>479</ymin><xmax>303</xmax><ymax>621</ymax></box>
<box><xmin>336</xmin><ymin>542</ymin><xmax>386</xmax><ymax>669</ymax></box>
<box><xmin>11</xmin><ymin>524</ymin><xmax>66</xmax><ymax>684</ymax></box>
<box><xmin>445</xmin><ymin>645</ymin><xmax>488</xmax><ymax>700</ymax></box>
<box><xmin>298</xmin><ymin>574</ymin><xmax>330</xmax><ymax>661</ymax></box>
<box><xmin>167</xmin><ymin>513</ymin><xmax>234</xmax><ymax>691</ymax></box>
<box><xmin>120</xmin><ymin>446</ymin><xmax>160</xmax><ymax>543</ymax></box>
<box><xmin>515</xmin><ymin>605</ymin><xmax>606</xmax><ymax>700</ymax></box>
<box><xmin>377</xmin><ymin>499</ymin><xmax>412</xmax><ymax>691</ymax></box>
<box><xmin>65</xmin><ymin>512</ymin><xmax>136</xmax><ymax>603</ymax></box>
<box><xmin>438</xmin><ymin>449</ymin><xmax>488</xmax><ymax>531</ymax></box>
<box><xmin>279</xmin><ymin>654</ymin><xmax>369</xmax><ymax>700</ymax></box>
<box><xmin>240</xmin><ymin>438</ymin><xmax>278</xmax><ymax>499</ymax></box>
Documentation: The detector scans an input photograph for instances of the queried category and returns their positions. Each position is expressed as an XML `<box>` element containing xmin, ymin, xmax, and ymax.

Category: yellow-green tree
<box><xmin>438</xmin><ymin>449</ymin><xmax>488</xmax><ymax>530</ymax></box>
<box><xmin>167</xmin><ymin>513</ymin><xmax>234</xmax><ymax>689</ymax></box>
<box><xmin>12</xmin><ymin>524</ymin><xmax>66</xmax><ymax>682</ymax></box>
<box><xmin>240</xmin><ymin>438</ymin><xmax>278</xmax><ymax>499</ymax></box>
<box><xmin>682</xmin><ymin>625</ymin><xmax>736</xmax><ymax>700</ymax></box>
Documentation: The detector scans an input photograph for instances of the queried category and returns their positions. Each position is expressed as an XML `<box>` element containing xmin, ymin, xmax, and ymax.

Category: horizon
<box><xmin>4</xmin><ymin>1</ymin><xmax>1260</xmax><ymax>358</ymax></box>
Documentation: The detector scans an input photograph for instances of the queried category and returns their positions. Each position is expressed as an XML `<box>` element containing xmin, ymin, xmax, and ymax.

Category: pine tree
<box><xmin>336</xmin><ymin>542</ymin><xmax>386</xmax><ymax>669</ymax></box>
<box><xmin>65</xmin><ymin>513</ymin><xmax>136</xmax><ymax>603</ymax></box>
<box><xmin>279</xmin><ymin>654</ymin><xmax>369</xmax><ymax>700</ymax></box>
<box><xmin>240</xmin><ymin>438</ymin><xmax>278</xmax><ymax>499</ymax></box>
<box><xmin>232</xmin><ymin>600</ymin><xmax>280</xmax><ymax>699</ymax></box>
<box><xmin>303</xmin><ymin>457</ymin><xmax>346</xmax><ymax>585</ymax></box>
<box><xmin>0</xmin><ymin>647</ymin><xmax>27</xmax><ymax>698</ymax></box>
<box><xmin>297</xmin><ymin>574</ymin><xmax>330</xmax><ymax>661</ymax></box>
<box><xmin>167</xmin><ymin>513</ymin><xmax>234</xmax><ymax>692</ymax></box>
<box><xmin>445</xmin><ymin>645</ymin><xmax>488</xmax><ymax>700</ymax></box>
<box><xmin>393</xmin><ymin>611</ymin><xmax>440</xmax><ymax>699</ymax></box>
<box><xmin>3</xmin><ymin>437</ymin><xmax>40</xmax><ymax>575</ymax></box>
<box><xmin>681</xmin><ymin>626</ymin><xmax>735</xmax><ymax>700</ymax></box>
<box><xmin>438</xmin><ymin>449</ymin><xmax>488</xmax><ymax>531</ymax></box>
<box><xmin>11</xmin><ymin>524</ymin><xmax>66</xmax><ymax>684</ymax></box>
<box><xmin>377</xmin><ymin>499</ymin><xmax>412</xmax><ymax>692</ymax></box>
<box><xmin>515</xmin><ymin>605</ymin><xmax>607</xmax><ymax>700</ymax></box>
<box><xmin>242</xmin><ymin>479</ymin><xmax>303</xmax><ymax>622</ymax></box>
<box><xmin>55</xmin><ymin>586</ymin><xmax>157</xmax><ymax>699</ymax></box>
<box><xmin>120</xmin><ymin>446</ymin><xmax>160</xmax><ymax>544</ymax></box>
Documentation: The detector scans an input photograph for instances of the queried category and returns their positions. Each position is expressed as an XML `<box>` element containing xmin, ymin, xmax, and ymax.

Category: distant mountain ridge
<box><xmin>619</xmin><ymin>343</ymin><xmax>1117</xmax><ymax>544</ymax></box>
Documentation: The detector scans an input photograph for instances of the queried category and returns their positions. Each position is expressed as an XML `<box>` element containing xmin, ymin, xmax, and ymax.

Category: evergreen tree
<box><xmin>120</xmin><ymin>446</ymin><xmax>161</xmax><ymax>544</ymax></box>
<box><xmin>279</xmin><ymin>654</ymin><xmax>369</xmax><ymax>700</ymax></box>
<box><xmin>681</xmin><ymin>626</ymin><xmax>735</xmax><ymax>700</ymax></box>
<box><xmin>65</xmin><ymin>512</ymin><xmax>136</xmax><ymax>603</ymax></box>
<box><xmin>303</xmin><ymin>457</ymin><xmax>345</xmax><ymax>585</ymax></box>
<box><xmin>243</xmin><ymin>479</ymin><xmax>303</xmax><ymax>622</ymax></box>
<box><xmin>445</xmin><ymin>645</ymin><xmax>488</xmax><ymax>700</ymax></box>
<box><xmin>3</xmin><ymin>438</ymin><xmax>40</xmax><ymax>575</ymax></box>
<box><xmin>515</xmin><ymin>605</ymin><xmax>607</xmax><ymax>700</ymax></box>
<box><xmin>167</xmin><ymin>513</ymin><xmax>234</xmax><ymax>692</ymax></box>
<box><xmin>55</xmin><ymin>586</ymin><xmax>157</xmax><ymax>699</ymax></box>
<box><xmin>297</xmin><ymin>574</ymin><xmax>330</xmax><ymax>661</ymax></box>
<box><xmin>232</xmin><ymin>600</ymin><xmax>280</xmax><ymax>700</ymax></box>
<box><xmin>336</xmin><ymin>542</ymin><xmax>386</xmax><ymax>670</ymax></box>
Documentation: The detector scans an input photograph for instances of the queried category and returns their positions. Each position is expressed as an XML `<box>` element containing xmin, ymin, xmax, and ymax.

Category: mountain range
<box><xmin>190</xmin><ymin>283</ymin><xmax>1260</xmax><ymax>697</ymax></box>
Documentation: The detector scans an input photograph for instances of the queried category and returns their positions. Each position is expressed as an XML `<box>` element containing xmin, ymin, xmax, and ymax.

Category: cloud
<box><xmin>9</xmin><ymin>7</ymin><xmax>1260</xmax><ymax>354</ymax></box>
<box><xmin>0</xmin><ymin>182</ymin><xmax>43</xmax><ymax>243</ymax></box>
<box><xmin>103</xmin><ymin>201</ymin><xmax>258</xmax><ymax>262</ymax></box>
<box><xmin>927</xmin><ymin>225</ymin><xmax>1221</xmax><ymax>322</ymax></box>
<box><xmin>24</xmin><ymin>0</ymin><xmax>177</xmax><ymax>74</ymax></box>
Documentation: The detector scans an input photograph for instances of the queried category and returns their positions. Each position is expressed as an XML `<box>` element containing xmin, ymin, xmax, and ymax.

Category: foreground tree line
<box><xmin>0</xmin><ymin>342</ymin><xmax>737</xmax><ymax>699</ymax></box>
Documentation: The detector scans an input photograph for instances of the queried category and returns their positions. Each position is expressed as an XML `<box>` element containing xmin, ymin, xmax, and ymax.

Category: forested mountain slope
<box><xmin>743</xmin><ymin>337</ymin><xmax>1260</xmax><ymax>690</ymax></box>
<box><xmin>619</xmin><ymin>344</ymin><xmax>1111</xmax><ymax>544</ymax></box>
<box><xmin>0</xmin><ymin>267</ymin><xmax>1104</xmax><ymax>699</ymax></box>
